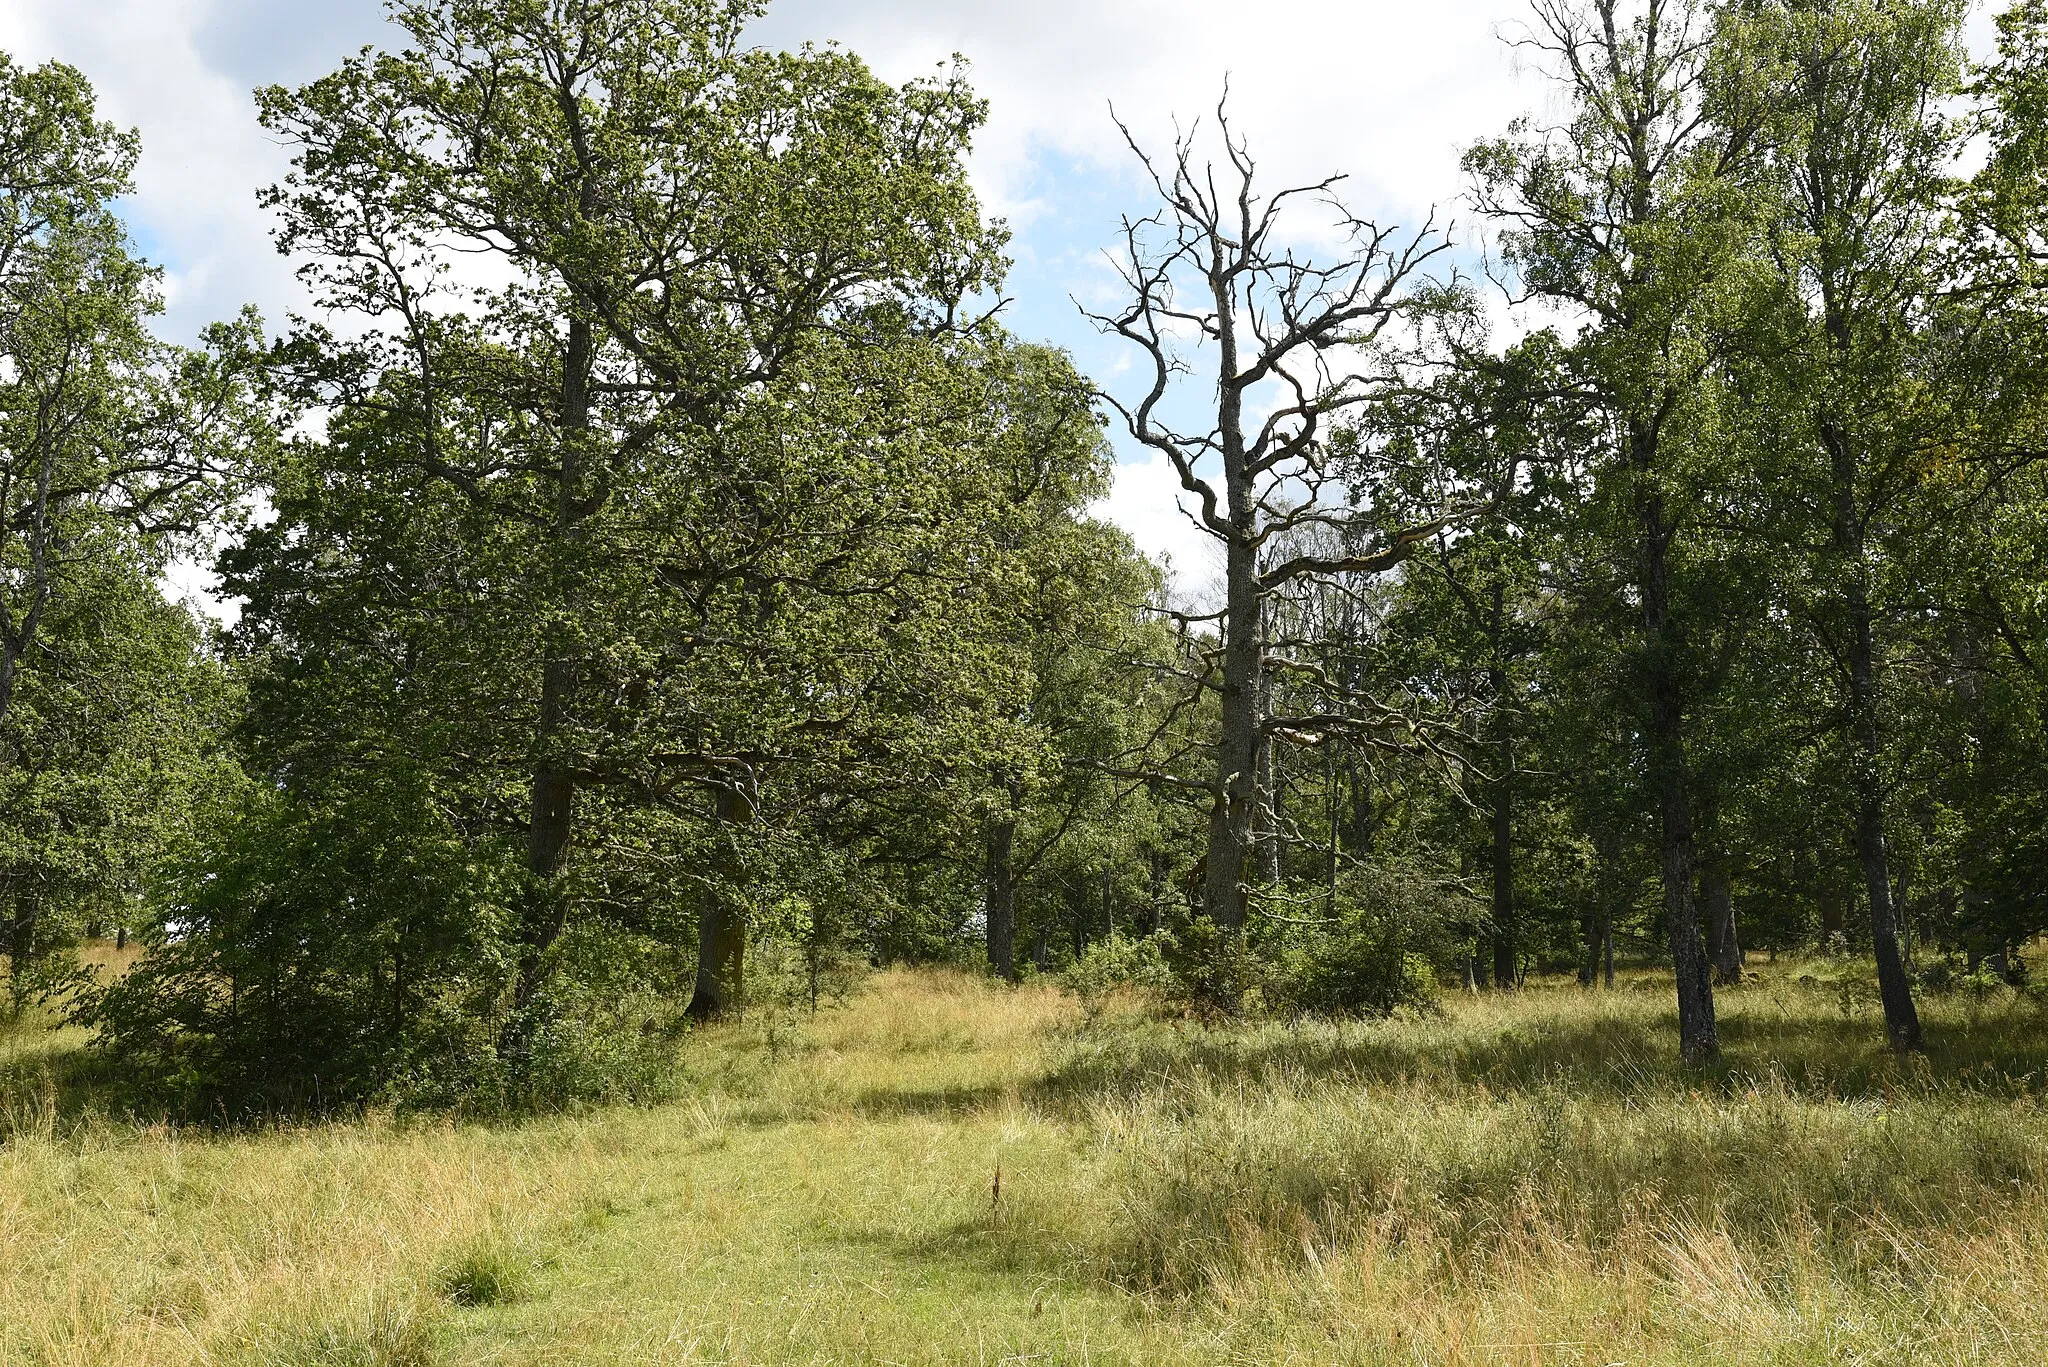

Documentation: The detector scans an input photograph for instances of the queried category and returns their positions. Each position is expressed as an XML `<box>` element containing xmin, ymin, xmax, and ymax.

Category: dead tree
<box><xmin>1087</xmin><ymin>99</ymin><xmax>1459</xmax><ymax>939</ymax></box>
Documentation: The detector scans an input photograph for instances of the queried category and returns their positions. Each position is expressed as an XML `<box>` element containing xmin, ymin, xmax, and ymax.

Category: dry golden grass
<box><xmin>3</xmin><ymin>960</ymin><xmax>2047</xmax><ymax>1364</ymax></box>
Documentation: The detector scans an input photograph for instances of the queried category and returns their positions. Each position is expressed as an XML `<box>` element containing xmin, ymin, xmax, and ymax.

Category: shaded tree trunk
<box><xmin>986</xmin><ymin>816</ymin><xmax>1017</xmax><ymax>981</ymax></box>
<box><xmin>1324</xmin><ymin>745</ymin><xmax>1342</xmax><ymax>919</ymax></box>
<box><xmin>1489</xmin><ymin>671</ymin><xmax>1516</xmax><ymax>991</ymax></box>
<box><xmin>1146</xmin><ymin>853</ymin><xmax>1168</xmax><ymax>935</ymax></box>
<box><xmin>1205</xmin><ymin>527</ymin><xmax>1261</xmax><ymax>936</ymax></box>
<box><xmin>688</xmin><ymin>779</ymin><xmax>756</xmax><ymax>1021</ymax></box>
<box><xmin>1827</xmin><ymin>420</ymin><xmax>1921</xmax><ymax>1051</ymax></box>
<box><xmin>1819</xmin><ymin>874</ymin><xmax>1845</xmax><ymax>938</ymax></box>
<box><xmin>1633</xmin><ymin>431</ymin><xmax>1717</xmax><ymax>1063</ymax></box>
<box><xmin>1703</xmin><ymin>858</ymin><xmax>1742</xmax><ymax>985</ymax></box>
<box><xmin>510</xmin><ymin>317</ymin><xmax>594</xmax><ymax>1037</ymax></box>
<box><xmin>1257</xmin><ymin>645</ymin><xmax>1283</xmax><ymax>894</ymax></box>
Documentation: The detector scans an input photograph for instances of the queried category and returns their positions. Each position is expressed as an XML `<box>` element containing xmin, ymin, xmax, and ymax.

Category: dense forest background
<box><xmin>6</xmin><ymin>0</ymin><xmax>2048</xmax><ymax>1114</ymax></box>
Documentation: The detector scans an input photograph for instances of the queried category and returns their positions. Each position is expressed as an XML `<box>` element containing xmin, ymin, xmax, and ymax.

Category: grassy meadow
<box><xmin>5</xmin><ymin>957</ymin><xmax>2048</xmax><ymax>1365</ymax></box>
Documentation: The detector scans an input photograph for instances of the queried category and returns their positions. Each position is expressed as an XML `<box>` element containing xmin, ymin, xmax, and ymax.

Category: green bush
<box><xmin>1264</xmin><ymin>859</ymin><xmax>1468</xmax><ymax>1018</ymax></box>
<box><xmin>78</xmin><ymin>759</ymin><xmax>717</xmax><ymax>1117</ymax></box>
<box><xmin>82</xmin><ymin>776</ymin><xmax>521</xmax><ymax>1116</ymax></box>
<box><xmin>1063</xmin><ymin>933</ymin><xmax>1174</xmax><ymax>1019</ymax></box>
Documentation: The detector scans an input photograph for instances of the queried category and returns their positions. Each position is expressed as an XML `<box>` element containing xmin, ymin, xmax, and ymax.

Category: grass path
<box><xmin>7</xmin><ymin>965</ymin><xmax>2048</xmax><ymax>1364</ymax></box>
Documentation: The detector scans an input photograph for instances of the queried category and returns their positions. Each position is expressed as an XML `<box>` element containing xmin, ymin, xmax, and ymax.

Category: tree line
<box><xmin>4</xmin><ymin>0</ymin><xmax>2048</xmax><ymax>1111</ymax></box>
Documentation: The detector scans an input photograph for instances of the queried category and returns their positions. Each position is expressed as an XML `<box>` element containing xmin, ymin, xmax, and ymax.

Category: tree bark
<box><xmin>986</xmin><ymin>816</ymin><xmax>1017</xmax><ymax>981</ymax></box>
<box><xmin>1633</xmin><ymin>428</ymin><xmax>1717</xmax><ymax>1063</ymax></box>
<box><xmin>1324</xmin><ymin>745</ymin><xmax>1342</xmax><ymax>919</ymax></box>
<box><xmin>687</xmin><ymin>779</ymin><xmax>756</xmax><ymax>1021</ymax></box>
<box><xmin>1257</xmin><ymin>648</ymin><xmax>1283</xmax><ymax>893</ymax></box>
<box><xmin>1147</xmin><ymin>853</ymin><xmax>1168</xmax><ymax>936</ymax></box>
<box><xmin>1489</xmin><ymin>663</ymin><xmax>1516</xmax><ymax>991</ymax></box>
<box><xmin>1825</xmin><ymin>420</ymin><xmax>1922</xmax><ymax>1050</ymax></box>
<box><xmin>1203</xmin><ymin>505</ymin><xmax>1260</xmax><ymax>937</ymax></box>
<box><xmin>1704</xmin><ymin>858</ymin><xmax>1742</xmax><ymax>985</ymax></box>
<box><xmin>1819</xmin><ymin>873</ymin><xmax>1845</xmax><ymax>937</ymax></box>
<box><xmin>510</xmin><ymin>317</ymin><xmax>595</xmax><ymax>1033</ymax></box>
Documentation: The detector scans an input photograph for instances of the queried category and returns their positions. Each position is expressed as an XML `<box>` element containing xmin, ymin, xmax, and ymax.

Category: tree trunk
<box><xmin>1205</xmin><ymin>530</ymin><xmax>1261</xmax><ymax>936</ymax></box>
<box><xmin>510</xmin><ymin>317</ymin><xmax>595</xmax><ymax>1036</ymax></box>
<box><xmin>1489</xmin><ymin>681</ymin><xmax>1516</xmax><ymax>991</ymax></box>
<box><xmin>1202</xmin><ymin>260</ymin><xmax>1259</xmax><ymax>949</ymax></box>
<box><xmin>1856</xmin><ymin>784</ymin><xmax>1920</xmax><ymax>1048</ymax></box>
<box><xmin>1703</xmin><ymin>858</ymin><xmax>1742</xmax><ymax>985</ymax></box>
<box><xmin>1633</xmin><ymin>428</ymin><xmax>1717</xmax><ymax>1063</ymax></box>
<box><xmin>1819</xmin><ymin>875</ymin><xmax>1845</xmax><ymax>937</ymax></box>
<box><xmin>1324</xmin><ymin>745</ymin><xmax>1342</xmax><ymax>919</ymax></box>
<box><xmin>1147</xmin><ymin>853</ymin><xmax>1168</xmax><ymax>936</ymax></box>
<box><xmin>688</xmin><ymin>779</ymin><xmax>756</xmax><ymax>1021</ymax></box>
<box><xmin>1257</xmin><ymin>646</ymin><xmax>1283</xmax><ymax>894</ymax></box>
<box><xmin>1826</xmin><ymin>420</ymin><xmax>1922</xmax><ymax>1051</ymax></box>
<box><xmin>986</xmin><ymin>816</ymin><xmax>1017</xmax><ymax>981</ymax></box>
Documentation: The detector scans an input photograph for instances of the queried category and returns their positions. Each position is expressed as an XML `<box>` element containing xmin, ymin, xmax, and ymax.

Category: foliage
<box><xmin>1265</xmin><ymin>858</ymin><xmax>1469</xmax><ymax>1019</ymax></box>
<box><xmin>1061</xmin><ymin>932</ymin><xmax>1173</xmax><ymax>1020</ymax></box>
<box><xmin>0</xmin><ymin>50</ymin><xmax>269</xmax><ymax>1014</ymax></box>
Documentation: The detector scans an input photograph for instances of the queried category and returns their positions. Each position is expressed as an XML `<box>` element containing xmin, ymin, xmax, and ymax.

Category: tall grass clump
<box><xmin>217</xmin><ymin>1297</ymin><xmax>439</xmax><ymax>1367</ymax></box>
<box><xmin>1040</xmin><ymin>969</ymin><xmax>2048</xmax><ymax>1301</ymax></box>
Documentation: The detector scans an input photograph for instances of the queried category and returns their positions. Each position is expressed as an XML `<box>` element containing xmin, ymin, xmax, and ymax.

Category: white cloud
<box><xmin>1093</xmin><ymin>450</ymin><xmax>1225</xmax><ymax>606</ymax></box>
<box><xmin>753</xmin><ymin>0</ymin><xmax>1527</xmax><ymax>230</ymax></box>
<box><xmin>2</xmin><ymin>0</ymin><xmax>1534</xmax><ymax>328</ymax></box>
<box><xmin>0</xmin><ymin>0</ymin><xmax>316</xmax><ymax>341</ymax></box>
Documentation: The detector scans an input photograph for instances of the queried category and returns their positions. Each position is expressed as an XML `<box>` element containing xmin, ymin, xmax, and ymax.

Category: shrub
<box><xmin>1264</xmin><ymin>858</ymin><xmax>1469</xmax><ymax>1019</ymax></box>
<box><xmin>1063</xmin><ymin>933</ymin><xmax>1173</xmax><ymax>1019</ymax></box>
<box><xmin>82</xmin><ymin>776</ymin><xmax>521</xmax><ymax>1117</ymax></box>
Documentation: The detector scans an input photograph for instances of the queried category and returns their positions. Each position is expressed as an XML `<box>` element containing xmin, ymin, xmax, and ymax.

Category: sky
<box><xmin>0</xmin><ymin>0</ymin><xmax>1552</xmax><ymax>596</ymax></box>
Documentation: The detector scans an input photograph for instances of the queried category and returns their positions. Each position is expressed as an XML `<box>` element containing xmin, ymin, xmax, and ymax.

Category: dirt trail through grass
<box><xmin>6</xmin><ymin>966</ymin><xmax>2048</xmax><ymax>1365</ymax></box>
